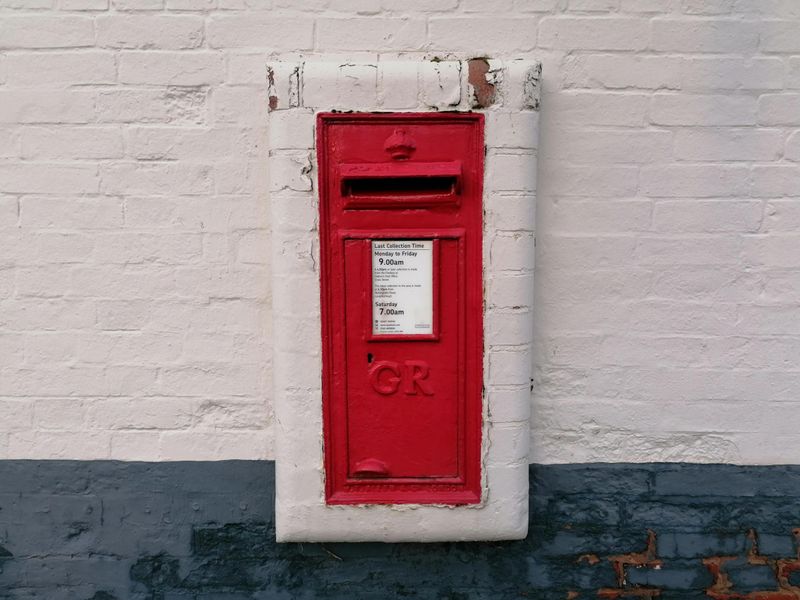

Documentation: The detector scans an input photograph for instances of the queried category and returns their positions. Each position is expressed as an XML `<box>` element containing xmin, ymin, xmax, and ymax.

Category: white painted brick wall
<box><xmin>1</xmin><ymin>1</ymin><xmax>799</xmax><ymax>466</ymax></box>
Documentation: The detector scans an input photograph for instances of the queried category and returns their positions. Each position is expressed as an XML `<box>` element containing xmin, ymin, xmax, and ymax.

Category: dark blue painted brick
<box><xmin>625</xmin><ymin>501</ymin><xmax>718</xmax><ymax>530</ymax></box>
<box><xmin>626</xmin><ymin>561</ymin><xmax>712</xmax><ymax>589</ymax></box>
<box><xmin>658</xmin><ymin>592</ymin><xmax>713</xmax><ymax>600</ymax></box>
<box><xmin>658</xmin><ymin>532</ymin><xmax>749</xmax><ymax>558</ymax></box>
<box><xmin>538</xmin><ymin>496</ymin><xmax>622</xmax><ymax>527</ymax></box>
<box><xmin>655</xmin><ymin>465</ymin><xmax>800</xmax><ymax>497</ymax></box>
<box><xmin>531</xmin><ymin>464</ymin><xmax>653</xmax><ymax>496</ymax></box>
<box><xmin>755</xmin><ymin>532</ymin><xmax>797</xmax><ymax>557</ymax></box>
<box><xmin>723</xmin><ymin>557</ymin><xmax>779</xmax><ymax>591</ymax></box>
<box><xmin>538</xmin><ymin>530</ymin><xmax>647</xmax><ymax>556</ymax></box>
<box><xmin>717</xmin><ymin>501</ymin><xmax>800</xmax><ymax>533</ymax></box>
<box><xmin>1</xmin><ymin>461</ymin><xmax>799</xmax><ymax>598</ymax></box>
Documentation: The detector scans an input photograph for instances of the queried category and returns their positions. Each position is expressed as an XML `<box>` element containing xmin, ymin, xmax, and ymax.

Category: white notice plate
<box><xmin>372</xmin><ymin>240</ymin><xmax>433</xmax><ymax>335</ymax></box>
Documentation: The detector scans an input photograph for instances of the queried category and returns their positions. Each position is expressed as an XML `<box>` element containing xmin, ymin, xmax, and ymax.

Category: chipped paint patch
<box><xmin>704</xmin><ymin>529</ymin><xmax>800</xmax><ymax>600</ymax></box>
<box><xmin>523</xmin><ymin>61</ymin><xmax>541</xmax><ymax>110</ymax></box>
<box><xmin>598</xmin><ymin>530</ymin><xmax>662</xmax><ymax>598</ymax></box>
<box><xmin>468</xmin><ymin>58</ymin><xmax>496</xmax><ymax>108</ymax></box>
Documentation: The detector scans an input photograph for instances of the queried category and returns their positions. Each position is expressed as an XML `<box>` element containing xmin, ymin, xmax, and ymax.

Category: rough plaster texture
<box><xmin>268</xmin><ymin>58</ymin><xmax>538</xmax><ymax>541</ymax></box>
<box><xmin>0</xmin><ymin>2</ymin><xmax>799</xmax><ymax>465</ymax></box>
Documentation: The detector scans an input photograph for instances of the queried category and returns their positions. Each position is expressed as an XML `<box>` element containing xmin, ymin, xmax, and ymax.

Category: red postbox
<box><xmin>318</xmin><ymin>113</ymin><xmax>484</xmax><ymax>505</ymax></box>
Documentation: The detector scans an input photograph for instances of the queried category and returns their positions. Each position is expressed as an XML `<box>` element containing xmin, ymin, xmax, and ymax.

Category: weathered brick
<box><xmin>543</xmin><ymin>91</ymin><xmax>649</xmax><ymax>126</ymax></box>
<box><xmin>639</xmin><ymin>165</ymin><xmax>750</xmax><ymax>197</ymax></box>
<box><xmin>119</xmin><ymin>51</ymin><xmax>225</xmax><ymax>85</ymax></box>
<box><xmin>0</xmin><ymin>90</ymin><xmax>95</xmax><ymax>124</ymax></box>
<box><xmin>541</xmin><ymin>164</ymin><xmax>638</xmax><ymax>196</ymax></box>
<box><xmin>206</xmin><ymin>15</ymin><xmax>314</xmax><ymax>49</ymax></box>
<box><xmin>60</xmin><ymin>0</ymin><xmax>109</xmax><ymax>9</ymax></box>
<box><xmin>21</xmin><ymin>197</ymin><xmax>123</xmax><ymax>229</ymax></box>
<box><xmin>539</xmin><ymin>17</ymin><xmax>648</xmax><ymax>50</ymax></box>
<box><xmin>752</xmin><ymin>165</ymin><xmax>800</xmax><ymax>196</ymax></box>
<box><xmin>124</xmin><ymin>126</ymin><xmax>245</xmax><ymax>160</ymax></box>
<box><xmin>563</xmin><ymin>53</ymin><xmax>682</xmax><ymax>89</ymax></box>
<box><xmin>651</xmin><ymin>18</ymin><xmax>759</xmax><ymax>53</ymax></box>
<box><xmin>653</xmin><ymin>200</ymin><xmax>763</xmax><ymax>233</ymax></box>
<box><xmin>673</xmin><ymin>128</ymin><xmax>783</xmax><ymax>161</ymax></box>
<box><xmin>651</xmin><ymin>93</ymin><xmax>757</xmax><ymax>126</ymax></box>
<box><xmin>0</xmin><ymin>16</ymin><xmax>94</xmax><ymax>48</ymax></box>
<box><xmin>99</xmin><ymin>162</ymin><xmax>213</xmax><ymax>195</ymax></box>
<box><xmin>544</xmin><ymin>129</ymin><xmax>672</xmax><ymax>163</ymax></box>
<box><xmin>758</xmin><ymin>93</ymin><xmax>800</xmax><ymax>125</ymax></box>
<box><xmin>96</xmin><ymin>14</ymin><xmax>204</xmax><ymax>49</ymax></box>
<box><xmin>429</xmin><ymin>17</ymin><xmax>537</xmax><ymax>52</ymax></box>
<box><xmin>547</xmin><ymin>199</ymin><xmax>651</xmax><ymax>233</ymax></box>
<box><xmin>21</xmin><ymin>126</ymin><xmax>124</xmax><ymax>159</ymax></box>
<box><xmin>113</xmin><ymin>0</ymin><xmax>163</xmax><ymax>9</ymax></box>
<box><xmin>0</xmin><ymin>163</ymin><xmax>99</xmax><ymax>194</ymax></box>
<box><xmin>317</xmin><ymin>17</ymin><xmax>426</xmax><ymax>51</ymax></box>
<box><xmin>760</xmin><ymin>19</ymin><xmax>800</xmax><ymax>52</ymax></box>
<box><xmin>679</xmin><ymin>57</ymin><xmax>784</xmax><ymax>90</ymax></box>
<box><xmin>682</xmin><ymin>0</ymin><xmax>732</xmax><ymax>14</ymax></box>
<box><xmin>5</xmin><ymin>51</ymin><xmax>116</xmax><ymax>86</ymax></box>
<box><xmin>95</xmin><ymin>87</ymin><xmax>208</xmax><ymax>124</ymax></box>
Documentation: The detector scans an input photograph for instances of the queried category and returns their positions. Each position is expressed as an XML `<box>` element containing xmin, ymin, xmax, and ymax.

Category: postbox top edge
<box><xmin>316</xmin><ymin>111</ymin><xmax>485</xmax><ymax>126</ymax></box>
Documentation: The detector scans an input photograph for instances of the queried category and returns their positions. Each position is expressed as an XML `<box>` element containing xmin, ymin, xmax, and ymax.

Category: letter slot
<box><xmin>339</xmin><ymin>161</ymin><xmax>462</xmax><ymax>209</ymax></box>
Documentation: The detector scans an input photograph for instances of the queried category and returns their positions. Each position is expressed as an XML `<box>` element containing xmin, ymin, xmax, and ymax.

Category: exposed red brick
<box><xmin>704</xmin><ymin>529</ymin><xmax>800</xmax><ymax>600</ymax></box>
<box><xmin>267</xmin><ymin>66</ymin><xmax>278</xmax><ymax>110</ymax></box>
<box><xmin>597</xmin><ymin>591</ymin><xmax>661</xmax><ymax>599</ymax></box>
<box><xmin>570</xmin><ymin>527</ymin><xmax>800</xmax><ymax>598</ymax></box>
<box><xmin>704</xmin><ymin>555</ymin><xmax>740</xmax><ymax>599</ymax></box>
<box><xmin>467</xmin><ymin>58</ymin><xmax>495</xmax><ymax>108</ymax></box>
<box><xmin>598</xmin><ymin>530</ymin><xmax>662</xmax><ymax>598</ymax></box>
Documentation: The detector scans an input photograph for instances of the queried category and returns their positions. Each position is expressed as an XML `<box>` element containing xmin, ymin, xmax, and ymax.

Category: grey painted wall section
<box><xmin>1</xmin><ymin>461</ymin><xmax>799</xmax><ymax>599</ymax></box>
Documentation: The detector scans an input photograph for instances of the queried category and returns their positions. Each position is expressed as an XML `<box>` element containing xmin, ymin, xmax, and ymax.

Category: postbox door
<box><xmin>343</xmin><ymin>236</ymin><xmax>463</xmax><ymax>480</ymax></box>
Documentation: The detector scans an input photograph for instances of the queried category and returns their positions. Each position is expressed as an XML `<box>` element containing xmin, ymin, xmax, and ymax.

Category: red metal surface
<box><xmin>317</xmin><ymin>112</ymin><xmax>484</xmax><ymax>505</ymax></box>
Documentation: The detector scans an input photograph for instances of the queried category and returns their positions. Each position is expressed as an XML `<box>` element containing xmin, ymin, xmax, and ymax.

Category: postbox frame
<box><xmin>268</xmin><ymin>58</ymin><xmax>540</xmax><ymax>542</ymax></box>
<box><xmin>317</xmin><ymin>112</ymin><xmax>484</xmax><ymax>505</ymax></box>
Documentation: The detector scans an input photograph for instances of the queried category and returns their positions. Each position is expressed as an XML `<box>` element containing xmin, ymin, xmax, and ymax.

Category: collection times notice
<box><xmin>371</xmin><ymin>240</ymin><xmax>433</xmax><ymax>335</ymax></box>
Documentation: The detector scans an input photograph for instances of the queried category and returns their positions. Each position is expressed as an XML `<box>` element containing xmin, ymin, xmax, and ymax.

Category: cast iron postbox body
<box><xmin>318</xmin><ymin>113</ymin><xmax>484</xmax><ymax>505</ymax></box>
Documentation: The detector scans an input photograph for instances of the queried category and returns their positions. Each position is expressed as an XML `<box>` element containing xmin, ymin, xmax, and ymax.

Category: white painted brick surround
<box><xmin>1</xmin><ymin>2</ymin><xmax>800</xmax><ymax>468</ymax></box>
<box><xmin>269</xmin><ymin>58</ymin><xmax>539</xmax><ymax>542</ymax></box>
